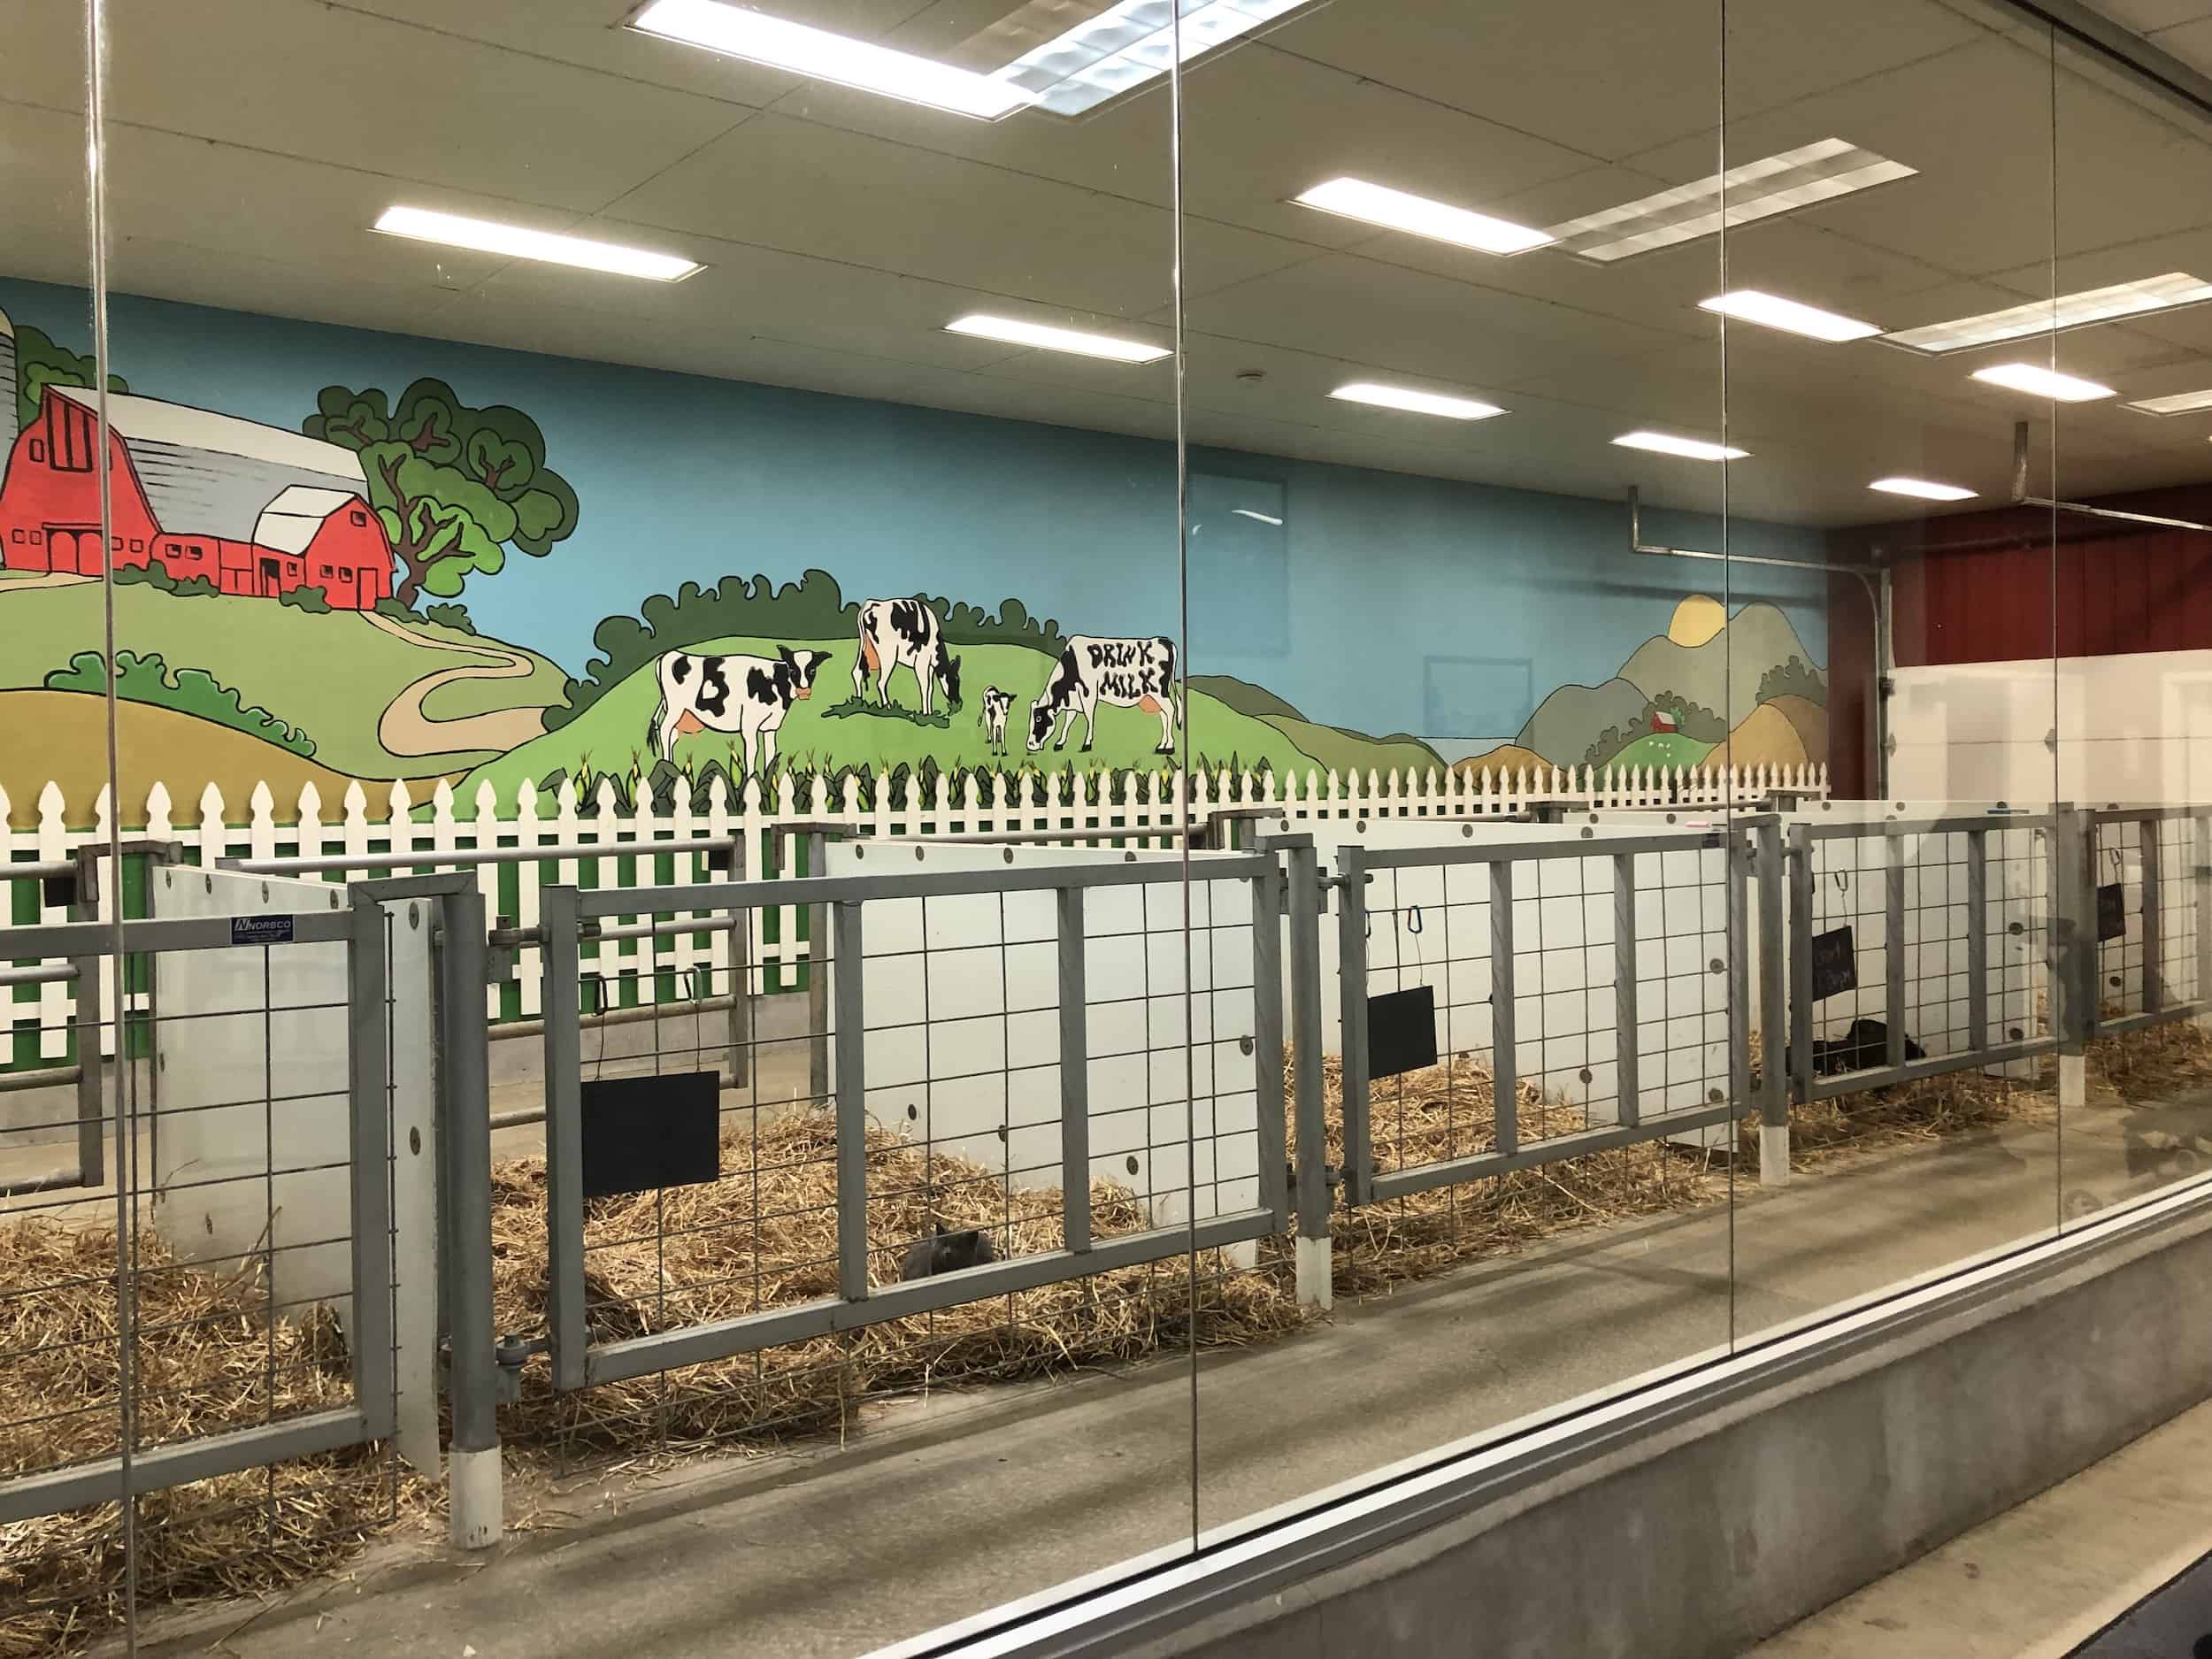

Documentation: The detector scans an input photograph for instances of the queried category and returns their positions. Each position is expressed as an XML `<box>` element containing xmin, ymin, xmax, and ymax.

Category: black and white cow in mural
<box><xmin>854</xmin><ymin>598</ymin><xmax>962</xmax><ymax>714</ymax></box>
<box><xmin>978</xmin><ymin>686</ymin><xmax>1014</xmax><ymax>756</ymax></box>
<box><xmin>649</xmin><ymin>646</ymin><xmax>832</xmax><ymax>776</ymax></box>
<box><xmin>1026</xmin><ymin>636</ymin><xmax>1179</xmax><ymax>756</ymax></box>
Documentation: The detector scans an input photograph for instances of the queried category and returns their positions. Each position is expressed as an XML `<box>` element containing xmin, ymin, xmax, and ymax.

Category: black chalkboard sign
<box><xmin>1809</xmin><ymin>926</ymin><xmax>1857</xmax><ymax>1001</ymax></box>
<box><xmin>2097</xmin><ymin>883</ymin><xmax>2127</xmax><ymax>943</ymax></box>
<box><xmin>1368</xmin><ymin>986</ymin><xmax>1440</xmax><ymax>1080</ymax></box>
<box><xmin>581</xmin><ymin>1070</ymin><xmax>721</xmax><ymax>1199</ymax></box>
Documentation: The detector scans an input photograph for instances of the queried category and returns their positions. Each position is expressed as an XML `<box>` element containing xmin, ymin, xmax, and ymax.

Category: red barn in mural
<box><xmin>0</xmin><ymin>382</ymin><xmax>393</xmax><ymax>608</ymax></box>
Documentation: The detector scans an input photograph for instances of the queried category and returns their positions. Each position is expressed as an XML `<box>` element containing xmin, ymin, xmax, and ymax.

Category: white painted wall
<box><xmin>1891</xmin><ymin>649</ymin><xmax>2212</xmax><ymax>805</ymax></box>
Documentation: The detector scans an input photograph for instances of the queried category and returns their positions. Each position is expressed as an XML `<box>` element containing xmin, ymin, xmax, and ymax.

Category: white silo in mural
<box><xmin>0</xmin><ymin>309</ymin><xmax>15</xmax><ymax>431</ymax></box>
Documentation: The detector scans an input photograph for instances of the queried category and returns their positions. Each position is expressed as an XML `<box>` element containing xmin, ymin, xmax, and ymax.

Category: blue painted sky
<box><xmin>0</xmin><ymin>278</ymin><xmax>1828</xmax><ymax>741</ymax></box>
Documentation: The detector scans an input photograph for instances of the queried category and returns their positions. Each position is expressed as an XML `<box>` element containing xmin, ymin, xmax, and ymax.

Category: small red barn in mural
<box><xmin>0</xmin><ymin>383</ymin><xmax>393</xmax><ymax>608</ymax></box>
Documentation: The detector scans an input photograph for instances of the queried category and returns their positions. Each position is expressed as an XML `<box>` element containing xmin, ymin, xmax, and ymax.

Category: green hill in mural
<box><xmin>461</xmin><ymin>634</ymin><xmax>1325</xmax><ymax>805</ymax></box>
<box><xmin>1192</xmin><ymin>673</ymin><xmax>1444</xmax><ymax>774</ymax></box>
<box><xmin>1617</xmin><ymin>602</ymin><xmax>1815</xmax><ymax>717</ymax></box>
<box><xmin>0</xmin><ymin>580</ymin><xmax>566</xmax><ymax>783</ymax></box>
<box><xmin>1516</xmin><ymin>678</ymin><xmax>1651</xmax><ymax>769</ymax></box>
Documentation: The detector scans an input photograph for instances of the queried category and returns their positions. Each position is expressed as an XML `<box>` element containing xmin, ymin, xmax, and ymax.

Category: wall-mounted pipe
<box><xmin>2010</xmin><ymin>419</ymin><xmax>2212</xmax><ymax>534</ymax></box>
<box><xmin>1625</xmin><ymin>487</ymin><xmax>1892</xmax><ymax>795</ymax></box>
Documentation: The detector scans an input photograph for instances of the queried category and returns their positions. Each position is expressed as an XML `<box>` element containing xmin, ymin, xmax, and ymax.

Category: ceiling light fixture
<box><xmin>1699</xmin><ymin>289</ymin><xmax>1879</xmax><ymax>342</ymax></box>
<box><xmin>2126</xmin><ymin>388</ymin><xmax>2212</xmax><ymax>416</ymax></box>
<box><xmin>632</xmin><ymin>0</ymin><xmax>1034</xmax><ymax>119</ymax></box>
<box><xmin>991</xmin><ymin>0</ymin><xmax>1310</xmax><ymax>117</ymax></box>
<box><xmin>1330</xmin><ymin>382</ymin><xmax>1506</xmax><ymax>420</ymax></box>
<box><xmin>1612</xmin><ymin>430</ymin><xmax>1747</xmax><ymax>461</ymax></box>
<box><xmin>945</xmin><ymin>313</ymin><xmax>1170</xmax><ymax>362</ymax></box>
<box><xmin>1969</xmin><ymin>362</ymin><xmax>2116</xmax><ymax>403</ymax></box>
<box><xmin>1885</xmin><ymin>273</ymin><xmax>2212</xmax><ymax>354</ymax></box>
<box><xmin>1292</xmin><ymin>178</ymin><xmax>1554</xmax><ymax>255</ymax></box>
<box><xmin>1232</xmin><ymin>508</ymin><xmax>1285</xmax><ymax>525</ymax></box>
<box><xmin>1546</xmin><ymin>138</ymin><xmax>1915</xmax><ymax>262</ymax></box>
<box><xmin>371</xmin><ymin>206</ymin><xmax>703</xmax><ymax>281</ymax></box>
<box><xmin>1870</xmin><ymin>477</ymin><xmax>1977</xmax><ymax>502</ymax></box>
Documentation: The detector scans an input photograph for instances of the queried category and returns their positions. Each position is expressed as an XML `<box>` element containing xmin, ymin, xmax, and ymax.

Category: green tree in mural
<box><xmin>14</xmin><ymin>323</ymin><xmax>127</xmax><ymax>430</ymax></box>
<box><xmin>302</xmin><ymin>379</ymin><xmax>580</xmax><ymax>606</ymax></box>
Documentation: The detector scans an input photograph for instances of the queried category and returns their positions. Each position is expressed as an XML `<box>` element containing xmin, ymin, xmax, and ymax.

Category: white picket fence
<box><xmin>4</xmin><ymin>760</ymin><xmax>1827</xmax><ymax>1069</ymax></box>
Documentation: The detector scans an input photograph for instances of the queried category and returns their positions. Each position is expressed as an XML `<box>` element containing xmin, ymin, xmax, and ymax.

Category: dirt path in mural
<box><xmin>364</xmin><ymin>611</ymin><xmax>548</xmax><ymax>757</ymax></box>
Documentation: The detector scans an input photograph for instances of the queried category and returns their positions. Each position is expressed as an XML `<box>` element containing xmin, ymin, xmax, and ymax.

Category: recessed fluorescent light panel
<box><xmin>1699</xmin><ymin>289</ymin><xmax>1879</xmax><ymax>342</ymax></box>
<box><xmin>1612</xmin><ymin>430</ymin><xmax>1747</xmax><ymax>461</ymax></box>
<box><xmin>1885</xmin><ymin>273</ymin><xmax>2212</xmax><ymax>354</ymax></box>
<box><xmin>1330</xmin><ymin>382</ymin><xmax>1506</xmax><ymax>420</ymax></box>
<box><xmin>1294</xmin><ymin>178</ymin><xmax>1553</xmax><ymax>255</ymax></box>
<box><xmin>946</xmin><ymin>313</ymin><xmax>1169</xmax><ymax>362</ymax></box>
<box><xmin>1546</xmin><ymin>138</ymin><xmax>1916</xmax><ymax>262</ymax></box>
<box><xmin>991</xmin><ymin>0</ymin><xmax>1311</xmax><ymax>116</ymax></box>
<box><xmin>372</xmin><ymin>206</ymin><xmax>703</xmax><ymax>281</ymax></box>
<box><xmin>1969</xmin><ymin>362</ymin><xmax>2116</xmax><ymax>403</ymax></box>
<box><xmin>2126</xmin><ymin>388</ymin><xmax>2212</xmax><ymax>416</ymax></box>
<box><xmin>632</xmin><ymin>0</ymin><xmax>1034</xmax><ymax>119</ymax></box>
<box><xmin>1870</xmin><ymin>477</ymin><xmax>1976</xmax><ymax>502</ymax></box>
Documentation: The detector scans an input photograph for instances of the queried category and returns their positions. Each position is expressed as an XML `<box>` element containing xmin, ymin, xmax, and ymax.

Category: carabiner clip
<box><xmin>1406</xmin><ymin>904</ymin><xmax>1424</xmax><ymax>935</ymax></box>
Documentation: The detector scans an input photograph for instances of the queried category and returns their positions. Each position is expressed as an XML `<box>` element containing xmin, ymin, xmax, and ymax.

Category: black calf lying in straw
<box><xmin>901</xmin><ymin>1225</ymin><xmax>997</xmax><ymax>1280</ymax></box>
<box><xmin>1786</xmin><ymin>1017</ymin><xmax>1927</xmax><ymax>1080</ymax></box>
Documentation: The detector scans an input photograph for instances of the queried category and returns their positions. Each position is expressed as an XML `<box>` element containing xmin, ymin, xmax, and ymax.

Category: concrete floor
<box><xmin>110</xmin><ymin>1094</ymin><xmax>2212</xmax><ymax>1659</ymax></box>
<box><xmin>1744</xmin><ymin>1395</ymin><xmax>2212</xmax><ymax>1659</ymax></box>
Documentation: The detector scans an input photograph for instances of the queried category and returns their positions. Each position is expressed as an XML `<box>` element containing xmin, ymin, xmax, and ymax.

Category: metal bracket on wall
<box><xmin>2010</xmin><ymin>420</ymin><xmax>2212</xmax><ymax>534</ymax></box>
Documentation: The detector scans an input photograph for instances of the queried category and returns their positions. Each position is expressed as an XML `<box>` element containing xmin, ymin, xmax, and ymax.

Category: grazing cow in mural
<box><xmin>1027</xmin><ymin>636</ymin><xmax>1179</xmax><ymax>756</ymax></box>
<box><xmin>649</xmin><ymin>645</ymin><xmax>833</xmax><ymax>776</ymax></box>
<box><xmin>979</xmin><ymin>686</ymin><xmax>1014</xmax><ymax>756</ymax></box>
<box><xmin>854</xmin><ymin>598</ymin><xmax>962</xmax><ymax>714</ymax></box>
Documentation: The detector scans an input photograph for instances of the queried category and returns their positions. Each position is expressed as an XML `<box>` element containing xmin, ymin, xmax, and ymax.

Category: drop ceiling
<box><xmin>9</xmin><ymin>0</ymin><xmax>2212</xmax><ymax>526</ymax></box>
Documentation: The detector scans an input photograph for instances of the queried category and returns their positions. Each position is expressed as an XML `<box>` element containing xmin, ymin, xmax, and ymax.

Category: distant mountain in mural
<box><xmin>1456</xmin><ymin>597</ymin><xmax>1828</xmax><ymax>779</ymax></box>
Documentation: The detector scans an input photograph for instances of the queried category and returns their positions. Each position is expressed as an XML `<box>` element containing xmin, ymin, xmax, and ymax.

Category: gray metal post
<box><xmin>1292</xmin><ymin>845</ymin><xmax>1318</xmax><ymax>1310</ymax></box>
<box><xmin>1754</xmin><ymin>819</ymin><xmax>1787</xmax><ymax>1186</ymax></box>
<box><xmin>346</xmin><ymin>895</ymin><xmax>397</xmax><ymax>1440</ymax></box>
<box><xmin>1287</xmin><ymin>841</ymin><xmax>1330</xmax><ymax>1309</ymax></box>
<box><xmin>1788</xmin><ymin>826</ymin><xmax>1815</xmax><ymax>1109</ymax></box>
<box><xmin>1333</xmin><ymin>844</ymin><xmax>1371</xmax><ymax>1214</ymax></box>
<box><xmin>1613</xmin><ymin>852</ymin><xmax>1640</xmax><ymax>1129</ymax></box>
<box><xmin>2195</xmin><ymin>814</ymin><xmax>2212</xmax><ymax>1025</ymax></box>
<box><xmin>539</xmin><ymin>883</ymin><xmax>588</xmax><ymax>1391</ymax></box>
<box><xmin>2053</xmin><ymin>807</ymin><xmax>2090</xmax><ymax>1110</ymax></box>
<box><xmin>67</xmin><ymin>934</ymin><xmax>104</xmax><ymax>1188</ymax></box>
<box><xmin>1056</xmin><ymin>886</ymin><xmax>1092</xmax><ymax>1255</ymax></box>
<box><xmin>1966</xmin><ymin>829</ymin><xmax>1990</xmax><ymax>1064</ymax></box>
<box><xmin>808</xmin><ymin>830</ymin><xmax>832</xmax><ymax>1106</ymax></box>
<box><xmin>833</xmin><ymin>899</ymin><xmax>869</xmax><ymax>1302</ymax></box>
<box><xmin>1247</xmin><ymin>856</ymin><xmax>1288</xmax><ymax>1236</ymax></box>
<box><xmin>2141</xmin><ymin>816</ymin><xmax>2164</xmax><ymax>1017</ymax></box>
<box><xmin>1726</xmin><ymin>832</ymin><xmax>1753</xmax><ymax>1136</ymax></box>
<box><xmin>1490</xmin><ymin>859</ymin><xmax>1518</xmax><ymax>1159</ymax></box>
<box><xmin>725</xmin><ymin>832</ymin><xmax>749</xmax><ymax>1089</ymax></box>
<box><xmin>435</xmin><ymin>885</ymin><xmax>501</xmax><ymax>1548</ymax></box>
<box><xmin>1885</xmin><ymin>831</ymin><xmax>1908</xmax><ymax>1070</ymax></box>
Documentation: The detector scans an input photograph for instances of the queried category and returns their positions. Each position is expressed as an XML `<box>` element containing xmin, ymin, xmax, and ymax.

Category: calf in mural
<box><xmin>853</xmin><ymin>597</ymin><xmax>962</xmax><ymax>714</ymax></box>
<box><xmin>1027</xmin><ymin>636</ymin><xmax>1179</xmax><ymax>756</ymax></box>
<box><xmin>649</xmin><ymin>645</ymin><xmax>832</xmax><ymax>776</ymax></box>
<box><xmin>979</xmin><ymin>686</ymin><xmax>1014</xmax><ymax>756</ymax></box>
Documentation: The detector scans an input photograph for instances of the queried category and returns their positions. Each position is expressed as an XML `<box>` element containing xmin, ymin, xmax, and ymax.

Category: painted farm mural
<box><xmin>0</xmin><ymin>288</ymin><xmax>1829</xmax><ymax>826</ymax></box>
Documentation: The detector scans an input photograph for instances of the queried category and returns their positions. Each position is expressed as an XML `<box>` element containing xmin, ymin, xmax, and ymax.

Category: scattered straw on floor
<box><xmin>0</xmin><ymin>1222</ymin><xmax>433</xmax><ymax>1659</ymax></box>
<box><xmin>8</xmin><ymin>1019</ymin><xmax>2212</xmax><ymax>1652</ymax></box>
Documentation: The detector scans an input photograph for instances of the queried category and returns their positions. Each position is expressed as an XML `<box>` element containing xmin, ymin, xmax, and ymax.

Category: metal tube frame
<box><xmin>533</xmin><ymin>855</ymin><xmax>1285</xmax><ymax>1391</ymax></box>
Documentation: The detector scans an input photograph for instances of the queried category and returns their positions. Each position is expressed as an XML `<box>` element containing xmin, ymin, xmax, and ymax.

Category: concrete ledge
<box><xmin>905</xmin><ymin>1181</ymin><xmax>2212</xmax><ymax>1659</ymax></box>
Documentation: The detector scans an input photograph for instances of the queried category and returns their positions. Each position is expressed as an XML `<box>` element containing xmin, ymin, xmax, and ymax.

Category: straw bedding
<box><xmin>6</xmin><ymin>1022</ymin><xmax>2209</xmax><ymax>1652</ymax></box>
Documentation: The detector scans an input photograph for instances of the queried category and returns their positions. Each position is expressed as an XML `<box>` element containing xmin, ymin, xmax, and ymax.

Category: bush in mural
<box><xmin>544</xmin><ymin>572</ymin><xmax>1067</xmax><ymax>733</ymax></box>
<box><xmin>1756</xmin><ymin>655</ymin><xmax>1827</xmax><ymax>706</ymax></box>
<box><xmin>12</xmin><ymin>321</ymin><xmax>127</xmax><ymax>431</ymax></box>
<box><xmin>303</xmin><ymin>379</ymin><xmax>581</xmax><ymax>607</ymax></box>
<box><xmin>44</xmin><ymin>650</ymin><xmax>317</xmax><ymax>758</ymax></box>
